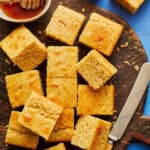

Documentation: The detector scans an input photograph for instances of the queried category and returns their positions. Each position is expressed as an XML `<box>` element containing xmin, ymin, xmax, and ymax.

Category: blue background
<box><xmin>88</xmin><ymin>0</ymin><xmax>150</xmax><ymax>149</ymax></box>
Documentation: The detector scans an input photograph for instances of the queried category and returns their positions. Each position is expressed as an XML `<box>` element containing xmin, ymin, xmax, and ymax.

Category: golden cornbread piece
<box><xmin>77</xmin><ymin>84</ymin><xmax>115</xmax><ymax>115</ymax></box>
<box><xmin>18</xmin><ymin>92</ymin><xmax>63</xmax><ymax>140</ymax></box>
<box><xmin>47</xmin><ymin>78</ymin><xmax>77</xmax><ymax>107</ymax></box>
<box><xmin>5</xmin><ymin>70</ymin><xmax>43</xmax><ymax>109</ymax></box>
<box><xmin>89</xmin><ymin>119</ymin><xmax>112</xmax><ymax>150</ymax></box>
<box><xmin>76</xmin><ymin>50</ymin><xmax>117</xmax><ymax>90</ymax></box>
<box><xmin>71</xmin><ymin>115</ymin><xmax>112</xmax><ymax>150</ymax></box>
<box><xmin>0</xmin><ymin>25</ymin><xmax>47</xmax><ymax>71</ymax></box>
<box><xmin>79</xmin><ymin>13</ymin><xmax>123</xmax><ymax>56</ymax></box>
<box><xmin>47</xmin><ymin>108</ymin><xmax>74</xmax><ymax>142</ymax></box>
<box><xmin>47</xmin><ymin>46</ymin><xmax>79</xmax><ymax>78</ymax></box>
<box><xmin>45</xmin><ymin>143</ymin><xmax>66</xmax><ymax>150</ymax></box>
<box><xmin>46</xmin><ymin>5</ymin><xmax>85</xmax><ymax>45</ymax></box>
<box><xmin>116</xmin><ymin>0</ymin><xmax>144</xmax><ymax>14</ymax></box>
<box><xmin>5</xmin><ymin>111</ymin><xmax>39</xmax><ymax>149</ymax></box>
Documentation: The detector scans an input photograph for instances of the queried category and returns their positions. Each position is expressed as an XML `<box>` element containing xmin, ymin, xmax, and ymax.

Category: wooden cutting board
<box><xmin>0</xmin><ymin>0</ymin><xmax>148</xmax><ymax>150</ymax></box>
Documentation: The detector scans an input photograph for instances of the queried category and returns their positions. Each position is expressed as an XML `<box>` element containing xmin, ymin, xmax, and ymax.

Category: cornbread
<box><xmin>5</xmin><ymin>111</ymin><xmax>39</xmax><ymax>149</ymax></box>
<box><xmin>116</xmin><ymin>0</ymin><xmax>144</xmax><ymax>14</ymax></box>
<box><xmin>0</xmin><ymin>25</ymin><xmax>47</xmax><ymax>71</ymax></box>
<box><xmin>71</xmin><ymin>115</ymin><xmax>111</xmax><ymax>150</ymax></box>
<box><xmin>89</xmin><ymin>119</ymin><xmax>112</xmax><ymax>150</ymax></box>
<box><xmin>47</xmin><ymin>46</ymin><xmax>79</xmax><ymax>78</ymax></box>
<box><xmin>47</xmin><ymin>108</ymin><xmax>74</xmax><ymax>142</ymax></box>
<box><xmin>77</xmin><ymin>84</ymin><xmax>115</xmax><ymax>115</ymax></box>
<box><xmin>5</xmin><ymin>70</ymin><xmax>43</xmax><ymax>109</ymax></box>
<box><xmin>46</xmin><ymin>5</ymin><xmax>85</xmax><ymax>45</ymax></box>
<box><xmin>79</xmin><ymin>13</ymin><xmax>123</xmax><ymax>56</ymax></box>
<box><xmin>47</xmin><ymin>78</ymin><xmax>77</xmax><ymax>107</ymax></box>
<box><xmin>76</xmin><ymin>50</ymin><xmax>117</xmax><ymax>89</ymax></box>
<box><xmin>18</xmin><ymin>92</ymin><xmax>63</xmax><ymax>140</ymax></box>
<box><xmin>46</xmin><ymin>143</ymin><xmax>66</xmax><ymax>150</ymax></box>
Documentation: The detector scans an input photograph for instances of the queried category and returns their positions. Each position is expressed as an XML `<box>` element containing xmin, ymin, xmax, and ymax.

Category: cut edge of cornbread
<box><xmin>77</xmin><ymin>84</ymin><xmax>115</xmax><ymax>115</ymax></box>
<box><xmin>116</xmin><ymin>0</ymin><xmax>145</xmax><ymax>14</ymax></box>
<box><xmin>5</xmin><ymin>111</ymin><xmax>39</xmax><ymax>150</ymax></box>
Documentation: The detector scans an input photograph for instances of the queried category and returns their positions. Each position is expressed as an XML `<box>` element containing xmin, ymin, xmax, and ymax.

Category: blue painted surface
<box><xmin>88</xmin><ymin>1</ymin><xmax>150</xmax><ymax>149</ymax></box>
<box><xmin>88</xmin><ymin>0</ymin><xmax>150</xmax><ymax>116</ymax></box>
<box><xmin>127</xmin><ymin>143</ymin><xmax>150</xmax><ymax>150</ymax></box>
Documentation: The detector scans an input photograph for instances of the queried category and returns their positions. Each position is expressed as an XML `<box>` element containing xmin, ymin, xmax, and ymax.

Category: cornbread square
<box><xmin>71</xmin><ymin>115</ymin><xmax>111</xmax><ymax>150</ymax></box>
<box><xmin>76</xmin><ymin>50</ymin><xmax>117</xmax><ymax>90</ymax></box>
<box><xmin>77</xmin><ymin>84</ymin><xmax>115</xmax><ymax>115</ymax></box>
<box><xmin>116</xmin><ymin>0</ymin><xmax>144</xmax><ymax>14</ymax></box>
<box><xmin>79</xmin><ymin>13</ymin><xmax>123</xmax><ymax>56</ymax></box>
<box><xmin>47</xmin><ymin>108</ymin><xmax>74</xmax><ymax>142</ymax></box>
<box><xmin>47</xmin><ymin>46</ymin><xmax>79</xmax><ymax>78</ymax></box>
<box><xmin>46</xmin><ymin>143</ymin><xmax>66</xmax><ymax>150</ymax></box>
<box><xmin>47</xmin><ymin>78</ymin><xmax>77</xmax><ymax>107</ymax></box>
<box><xmin>46</xmin><ymin>5</ymin><xmax>85</xmax><ymax>45</ymax></box>
<box><xmin>89</xmin><ymin>119</ymin><xmax>112</xmax><ymax>150</ymax></box>
<box><xmin>5</xmin><ymin>111</ymin><xmax>39</xmax><ymax>149</ymax></box>
<box><xmin>5</xmin><ymin>70</ymin><xmax>43</xmax><ymax>109</ymax></box>
<box><xmin>18</xmin><ymin>92</ymin><xmax>63</xmax><ymax>140</ymax></box>
<box><xmin>71</xmin><ymin>115</ymin><xmax>112</xmax><ymax>150</ymax></box>
<box><xmin>0</xmin><ymin>25</ymin><xmax>47</xmax><ymax>71</ymax></box>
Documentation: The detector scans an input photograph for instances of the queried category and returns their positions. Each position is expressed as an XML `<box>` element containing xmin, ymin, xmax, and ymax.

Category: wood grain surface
<box><xmin>0</xmin><ymin>0</ymin><xmax>148</xmax><ymax>150</ymax></box>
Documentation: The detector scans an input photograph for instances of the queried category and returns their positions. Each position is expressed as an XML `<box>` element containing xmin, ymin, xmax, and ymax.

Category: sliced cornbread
<box><xmin>89</xmin><ymin>119</ymin><xmax>112</xmax><ymax>150</ymax></box>
<box><xmin>47</xmin><ymin>78</ymin><xmax>77</xmax><ymax>107</ymax></box>
<box><xmin>46</xmin><ymin>5</ymin><xmax>85</xmax><ymax>45</ymax></box>
<box><xmin>5</xmin><ymin>70</ymin><xmax>43</xmax><ymax>109</ymax></box>
<box><xmin>71</xmin><ymin>115</ymin><xmax>112</xmax><ymax>150</ymax></box>
<box><xmin>116</xmin><ymin>0</ymin><xmax>144</xmax><ymax>14</ymax></box>
<box><xmin>71</xmin><ymin>115</ymin><xmax>101</xmax><ymax>149</ymax></box>
<box><xmin>0</xmin><ymin>25</ymin><xmax>47</xmax><ymax>71</ymax></box>
<box><xmin>47</xmin><ymin>108</ymin><xmax>74</xmax><ymax>142</ymax></box>
<box><xmin>18</xmin><ymin>92</ymin><xmax>63</xmax><ymax>140</ymax></box>
<box><xmin>77</xmin><ymin>84</ymin><xmax>115</xmax><ymax>115</ymax></box>
<box><xmin>45</xmin><ymin>143</ymin><xmax>66</xmax><ymax>150</ymax></box>
<box><xmin>47</xmin><ymin>46</ymin><xmax>79</xmax><ymax>78</ymax></box>
<box><xmin>76</xmin><ymin>50</ymin><xmax>117</xmax><ymax>89</ymax></box>
<box><xmin>79</xmin><ymin>13</ymin><xmax>123</xmax><ymax>56</ymax></box>
<box><xmin>5</xmin><ymin>111</ymin><xmax>39</xmax><ymax>149</ymax></box>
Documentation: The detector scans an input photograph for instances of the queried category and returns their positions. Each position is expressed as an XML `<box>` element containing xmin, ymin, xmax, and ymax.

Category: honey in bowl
<box><xmin>0</xmin><ymin>2</ymin><xmax>43</xmax><ymax>20</ymax></box>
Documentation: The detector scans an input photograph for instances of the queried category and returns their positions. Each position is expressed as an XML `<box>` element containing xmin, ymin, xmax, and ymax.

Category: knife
<box><xmin>108</xmin><ymin>62</ymin><xmax>150</xmax><ymax>149</ymax></box>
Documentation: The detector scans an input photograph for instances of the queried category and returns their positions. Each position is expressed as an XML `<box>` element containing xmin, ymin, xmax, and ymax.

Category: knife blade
<box><xmin>108</xmin><ymin>63</ymin><xmax>150</xmax><ymax>147</ymax></box>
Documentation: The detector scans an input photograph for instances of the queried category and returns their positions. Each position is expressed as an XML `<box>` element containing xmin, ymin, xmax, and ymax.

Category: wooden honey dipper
<box><xmin>0</xmin><ymin>0</ymin><xmax>45</xmax><ymax>10</ymax></box>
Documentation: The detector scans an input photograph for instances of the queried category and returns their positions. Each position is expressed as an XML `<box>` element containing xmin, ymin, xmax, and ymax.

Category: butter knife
<box><xmin>108</xmin><ymin>62</ymin><xmax>150</xmax><ymax>149</ymax></box>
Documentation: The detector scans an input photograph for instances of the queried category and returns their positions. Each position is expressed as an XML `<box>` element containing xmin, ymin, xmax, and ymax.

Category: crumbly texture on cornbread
<box><xmin>116</xmin><ymin>0</ymin><xmax>144</xmax><ymax>14</ymax></box>
<box><xmin>47</xmin><ymin>108</ymin><xmax>74</xmax><ymax>142</ymax></box>
<box><xmin>5</xmin><ymin>111</ymin><xmax>39</xmax><ymax>150</ymax></box>
<box><xmin>0</xmin><ymin>25</ymin><xmax>47</xmax><ymax>71</ymax></box>
<box><xmin>18</xmin><ymin>92</ymin><xmax>63</xmax><ymax>140</ymax></box>
<box><xmin>45</xmin><ymin>143</ymin><xmax>66</xmax><ymax>150</ymax></box>
<box><xmin>5</xmin><ymin>70</ymin><xmax>43</xmax><ymax>109</ymax></box>
<box><xmin>71</xmin><ymin>115</ymin><xmax>101</xmax><ymax>149</ymax></box>
<box><xmin>76</xmin><ymin>50</ymin><xmax>117</xmax><ymax>89</ymax></box>
<box><xmin>89</xmin><ymin>119</ymin><xmax>112</xmax><ymax>150</ymax></box>
<box><xmin>71</xmin><ymin>115</ymin><xmax>112</xmax><ymax>150</ymax></box>
<box><xmin>46</xmin><ymin>5</ymin><xmax>85</xmax><ymax>45</ymax></box>
<box><xmin>47</xmin><ymin>78</ymin><xmax>77</xmax><ymax>107</ymax></box>
<box><xmin>77</xmin><ymin>84</ymin><xmax>115</xmax><ymax>115</ymax></box>
<box><xmin>47</xmin><ymin>46</ymin><xmax>79</xmax><ymax>78</ymax></box>
<box><xmin>79</xmin><ymin>13</ymin><xmax>123</xmax><ymax>56</ymax></box>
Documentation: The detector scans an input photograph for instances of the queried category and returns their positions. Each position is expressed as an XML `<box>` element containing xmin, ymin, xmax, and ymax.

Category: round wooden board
<box><xmin>0</xmin><ymin>0</ymin><xmax>147</xmax><ymax>150</ymax></box>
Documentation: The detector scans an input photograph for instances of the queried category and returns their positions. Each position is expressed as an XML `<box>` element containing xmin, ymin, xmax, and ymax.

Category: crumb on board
<box><xmin>116</xmin><ymin>47</ymin><xmax>120</xmax><ymax>52</ymax></box>
<box><xmin>5</xmin><ymin>58</ymin><xmax>11</xmax><ymax>65</ymax></box>
<box><xmin>123</xmin><ymin>60</ymin><xmax>130</xmax><ymax>65</ymax></box>
<box><xmin>81</xmin><ymin>8</ymin><xmax>85</xmax><ymax>12</ymax></box>
<box><xmin>134</xmin><ymin>65</ymin><xmax>140</xmax><ymax>71</ymax></box>
<box><xmin>38</xmin><ymin>30</ymin><xmax>42</xmax><ymax>34</ymax></box>
<box><xmin>120</xmin><ymin>41</ymin><xmax>129</xmax><ymax>48</ymax></box>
